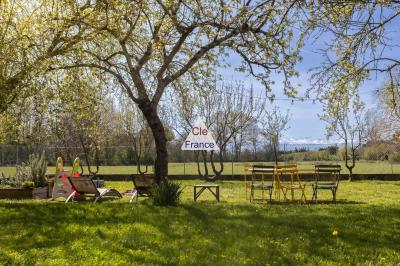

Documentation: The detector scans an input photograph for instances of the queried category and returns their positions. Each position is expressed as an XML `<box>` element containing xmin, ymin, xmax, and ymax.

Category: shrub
<box><xmin>21</xmin><ymin>181</ymin><xmax>34</xmax><ymax>188</ymax></box>
<box><xmin>150</xmin><ymin>180</ymin><xmax>183</xmax><ymax>206</ymax></box>
<box><xmin>0</xmin><ymin>164</ymin><xmax>30</xmax><ymax>188</ymax></box>
<box><xmin>29</xmin><ymin>151</ymin><xmax>48</xmax><ymax>187</ymax></box>
<box><xmin>389</xmin><ymin>152</ymin><xmax>400</xmax><ymax>163</ymax></box>
<box><xmin>0</xmin><ymin>152</ymin><xmax>48</xmax><ymax>188</ymax></box>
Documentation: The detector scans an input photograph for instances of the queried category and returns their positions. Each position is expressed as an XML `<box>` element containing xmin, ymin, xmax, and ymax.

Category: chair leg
<box><xmin>332</xmin><ymin>188</ymin><xmax>337</xmax><ymax>204</ymax></box>
<box><xmin>301</xmin><ymin>186</ymin><xmax>307</xmax><ymax>203</ymax></box>
<box><xmin>94</xmin><ymin>196</ymin><xmax>101</xmax><ymax>203</ymax></box>
<box><xmin>65</xmin><ymin>191</ymin><xmax>76</xmax><ymax>203</ymax></box>
<box><xmin>282</xmin><ymin>188</ymin><xmax>288</xmax><ymax>201</ymax></box>
<box><xmin>250</xmin><ymin>188</ymin><xmax>253</xmax><ymax>203</ymax></box>
<box><xmin>269</xmin><ymin>188</ymin><xmax>273</xmax><ymax>202</ymax></box>
<box><xmin>312</xmin><ymin>187</ymin><xmax>318</xmax><ymax>203</ymax></box>
<box><xmin>130</xmin><ymin>190</ymin><xmax>138</xmax><ymax>203</ymax></box>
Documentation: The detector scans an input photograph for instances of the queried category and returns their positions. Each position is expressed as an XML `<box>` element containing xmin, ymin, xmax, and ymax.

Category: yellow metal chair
<box><xmin>249</xmin><ymin>165</ymin><xmax>275</xmax><ymax>203</ymax></box>
<box><xmin>244</xmin><ymin>164</ymin><xmax>252</xmax><ymax>200</ymax></box>
<box><xmin>275</xmin><ymin>164</ymin><xmax>307</xmax><ymax>203</ymax></box>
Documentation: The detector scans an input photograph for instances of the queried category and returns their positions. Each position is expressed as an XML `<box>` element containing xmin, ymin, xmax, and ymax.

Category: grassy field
<box><xmin>0</xmin><ymin>180</ymin><xmax>399</xmax><ymax>265</ymax></box>
<box><xmin>1</xmin><ymin>160</ymin><xmax>400</xmax><ymax>177</ymax></box>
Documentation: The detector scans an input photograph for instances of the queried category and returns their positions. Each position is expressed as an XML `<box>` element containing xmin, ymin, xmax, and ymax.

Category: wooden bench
<box><xmin>194</xmin><ymin>184</ymin><xmax>220</xmax><ymax>202</ymax></box>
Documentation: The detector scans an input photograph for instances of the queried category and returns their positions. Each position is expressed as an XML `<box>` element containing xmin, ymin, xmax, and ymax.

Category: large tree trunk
<box><xmin>138</xmin><ymin>101</ymin><xmax>168</xmax><ymax>184</ymax></box>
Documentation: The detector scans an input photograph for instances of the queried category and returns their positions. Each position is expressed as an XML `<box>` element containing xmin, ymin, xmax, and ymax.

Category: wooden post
<box><xmin>183</xmin><ymin>152</ymin><xmax>186</xmax><ymax>177</ymax></box>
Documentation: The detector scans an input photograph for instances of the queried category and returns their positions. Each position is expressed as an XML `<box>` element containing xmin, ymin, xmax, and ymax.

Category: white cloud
<box><xmin>281</xmin><ymin>137</ymin><xmax>344</xmax><ymax>145</ymax></box>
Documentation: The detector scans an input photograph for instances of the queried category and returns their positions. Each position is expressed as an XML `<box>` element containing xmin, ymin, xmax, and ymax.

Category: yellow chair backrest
<box><xmin>276</xmin><ymin>164</ymin><xmax>298</xmax><ymax>173</ymax></box>
<box><xmin>250</xmin><ymin>165</ymin><xmax>275</xmax><ymax>184</ymax></box>
<box><xmin>244</xmin><ymin>164</ymin><xmax>252</xmax><ymax>172</ymax></box>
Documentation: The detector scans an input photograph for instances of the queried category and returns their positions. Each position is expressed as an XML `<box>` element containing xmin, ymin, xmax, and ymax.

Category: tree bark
<box><xmin>195</xmin><ymin>150</ymin><xmax>209</xmax><ymax>179</ymax></box>
<box><xmin>210</xmin><ymin>150</ymin><xmax>224</xmax><ymax>180</ymax></box>
<box><xmin>138</xmin><ymin>101</ymin><xmax>168</xmax><ymax>184</ymax></box>
<box><xmin>347</xmin><ymin>167</ymin><xmax>353</xmax><ymax>181</ymax></box>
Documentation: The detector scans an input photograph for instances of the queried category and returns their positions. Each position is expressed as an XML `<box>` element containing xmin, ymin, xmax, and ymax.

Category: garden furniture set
<box><xmin>47</xmin><ymin>157</ymin><xmax>341</xmax><ymax>204</ymax></box>
<box><xmin>245</xmin><ymin>164</ymin><xmax>341</xmax><ymax>204</ymax></box>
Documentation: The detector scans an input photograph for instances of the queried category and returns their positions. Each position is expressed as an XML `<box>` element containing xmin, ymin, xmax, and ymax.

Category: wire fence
<box><xmin>0</xmin><ymin>142</ymin><xmax>400</xmax><ymax>175</ymax></box>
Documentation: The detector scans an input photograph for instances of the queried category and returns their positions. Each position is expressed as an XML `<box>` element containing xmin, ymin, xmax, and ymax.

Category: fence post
<box><xmin>183</xmin><ymin>151</ymin><xmax>186</xmax><ymax>177</ymax></box>
<box><xmin>284</xmin><ymin>143</ymin><xmax>287</xmax><ymax>163</ymax></box>
<box><xmin>336</xmin><ymin>143</ymin><xmax>339</xmax><ymax>164</ymax></box>
<box><xmin>231</xmin><ymin>146</ymin><xmax>234</xmax><ymax>179</ymax></box>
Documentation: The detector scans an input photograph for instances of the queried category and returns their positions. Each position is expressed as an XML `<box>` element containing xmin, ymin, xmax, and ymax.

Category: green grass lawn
<box><xmin>1</xmin><ymin>160</ymin><xmax>400</xmax><ymax>177</ymax></box>
<box><xmin>0</xmin><ymin>180</ymin><xmax>399</xmax><ymax>265</ymax></box>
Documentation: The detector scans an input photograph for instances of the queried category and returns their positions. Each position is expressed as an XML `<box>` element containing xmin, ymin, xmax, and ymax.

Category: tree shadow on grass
<box><xmin>0</xmin><ymin>201</ymin><xmax>399</xmax><ymax>265</ymax></box>
<box><xmin>248</xmin><ymin>199</ymin><xmax>365</xmax><ymax>205</ymax></box>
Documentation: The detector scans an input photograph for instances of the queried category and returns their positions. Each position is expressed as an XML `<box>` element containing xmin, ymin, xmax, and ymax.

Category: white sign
<box><xmin>181</xmin><ymin>118</ymin><xmax>220</xmax><ymax>151</ymax></box>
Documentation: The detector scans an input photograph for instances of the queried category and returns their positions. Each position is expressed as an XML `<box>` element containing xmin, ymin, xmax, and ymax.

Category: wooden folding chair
<box><xmin>275</xmin><ymin>164</ymin><xmax>307</xmax><ymax>203</ymax></box>
<box><xmin>249</xmin><ymin>165</ymin><xmax>275</xmax><ymax>203</ymax></box>
<box><xmin>312</xmin><ymin>165</ymin><xmax>341</xmax><ymax>204</ymax></box>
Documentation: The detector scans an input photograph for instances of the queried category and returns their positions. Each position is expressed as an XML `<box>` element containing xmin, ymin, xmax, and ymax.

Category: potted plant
<box><xmin>0</xmin><ymin>151</ymin><xmax>49</xmax><ymax>199</ymax></box>
<box><xmin>0</xmin><ymin>164</ymin><xmax>35</xmax><ymax>199</ymax></box>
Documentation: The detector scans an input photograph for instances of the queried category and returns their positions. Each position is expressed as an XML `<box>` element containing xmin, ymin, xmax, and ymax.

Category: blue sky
<box><xmin>219</xmin><ymin>36</ymin><xmax>387</xmax><ymax>145</ymax></box>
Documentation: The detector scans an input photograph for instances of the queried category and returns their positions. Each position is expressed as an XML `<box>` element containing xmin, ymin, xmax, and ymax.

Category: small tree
<box><xmin>244</xmin><ymin>121</ymin><xmax>260</xmax><ymax>161</ymax></box>
<box><xmin>119</xmin><ymin>99</ymin><xmax>155</xmax><ymax>174</ymax></box>
<box><xmin>172</xmin><ymin>82</ymin><xmax>265</xmax><ymax>180</ymax></box>
<box><xmin>48</xmin><ymin>68</ymin><xmax>111</xmax><ymax>176</ymax></box>
<box><xmin>320</xmin><ymin>84</ymin><xmax>367</xmax><ymax>181</ymax></box>
<box><xmin>260</xmin><ymin>107</ymin><xmax>290</xmax><ymax>165</ymax></box>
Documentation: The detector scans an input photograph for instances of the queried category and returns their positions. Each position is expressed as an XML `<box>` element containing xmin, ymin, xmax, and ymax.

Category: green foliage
<box><xmin>0</xmin><ymin>152</ymin><xmax>47</xmax><ymax>188</ymax></box>
<box><xmin>13</xmin><ymin>163</ymin><xmax>32</xmax><ymax>187</ymax></box>
<box><xmin>21</xmin><ymin>181</ymin><xmax>34</xmax><ymax>188</ymax></box>
<box><xmin>0</xmin><ymin>173</ymin><xmax>12</xmax><ymax>187</ymax></box>
<box><xmin>285</xmin><ymin>149</ymin><xmax>338</xmax><ymax>161</ymax></box>
<box><xmin>389</xmin><ymin>152</ymin><xmax>400</xmax><ymax>164</ymax></box>
<box><xmin>362</xmin><ymin>144</ymin><xmax>390</xmax><ymax>161</ymax></box>
<box><xmin>29</xmin><ymin>151</ymin><xmax>48</xmax><ymax>187</ymax></box>
<box><xmin>0</xmin><ymin>163</ymin><xmax>31</xmax><ymax>187</ymax></box>
<box><xmin>150</xmin><ymin>180</ymin><xmax>183</xmax><ymax>206</ymax></box>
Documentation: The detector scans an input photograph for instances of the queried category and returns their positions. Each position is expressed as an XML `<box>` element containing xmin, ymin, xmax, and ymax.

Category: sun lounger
<box><xmin>65</xmin><ymin>176</ymin><xmax>122</xmax><ymax>203</ymax></box>
<box><xmin>130</xmin><ymin>174</ymin><xmax>156</xmax><ymax>203</ymax></box>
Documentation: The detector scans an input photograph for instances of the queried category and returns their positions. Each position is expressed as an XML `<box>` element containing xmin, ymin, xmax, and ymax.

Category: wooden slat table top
<box><xmin>194</xmin><ymin>184</ymin><xmax>220</xmax><ymax>187</ymax></box>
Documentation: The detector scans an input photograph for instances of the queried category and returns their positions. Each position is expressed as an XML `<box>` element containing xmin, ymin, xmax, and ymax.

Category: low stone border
<box><xmin>0</xmin><ymin>186</ymin><xmax>49</xmax><ymax>199</ymax></box>
<box><xmin>46</xmin><ymin>173</ymin><xmax>400</xmax><ymax>181</ymax></box>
